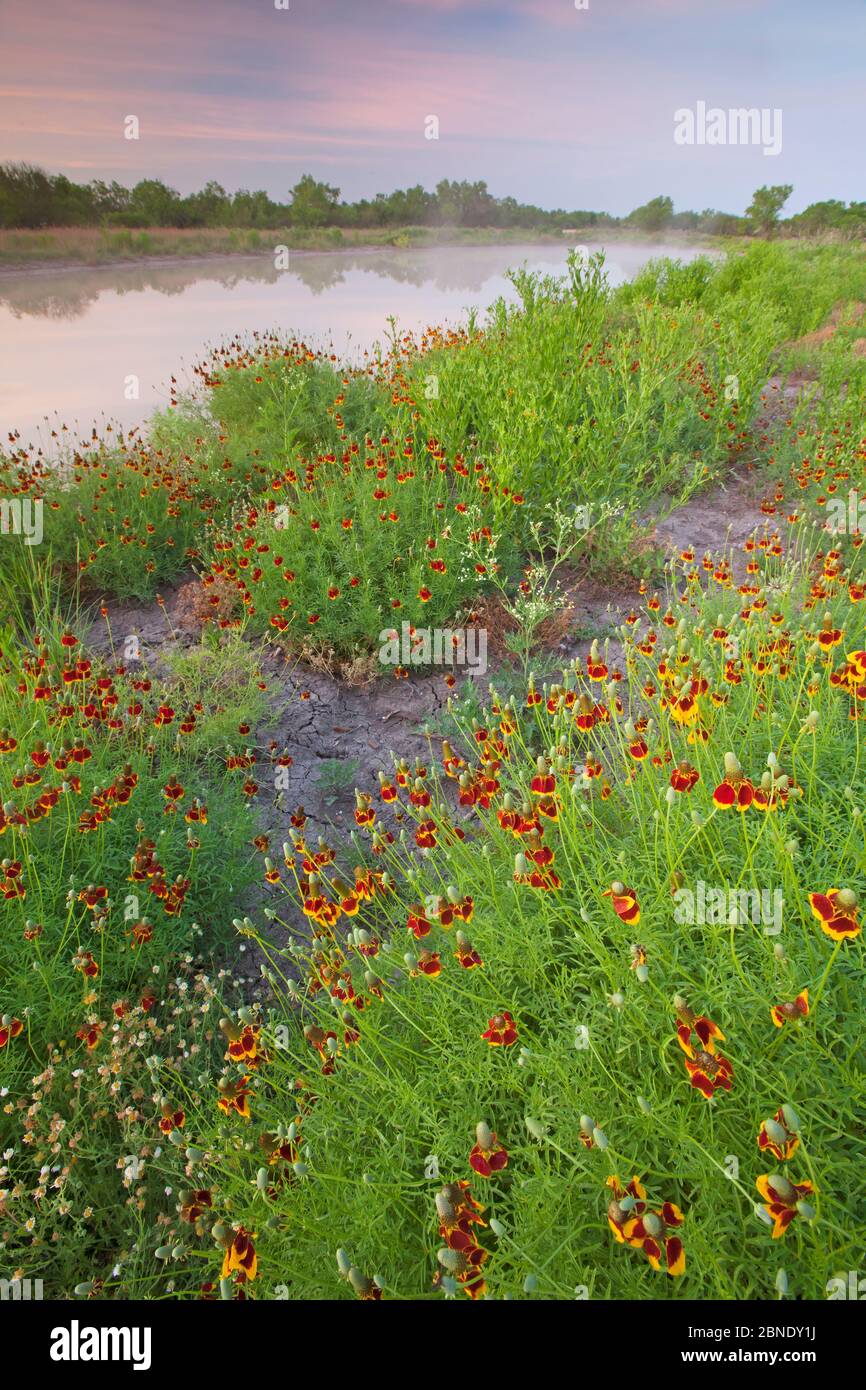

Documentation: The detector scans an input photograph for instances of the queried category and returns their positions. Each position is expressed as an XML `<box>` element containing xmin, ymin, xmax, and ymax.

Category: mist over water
<box><xmin>0</xmin><ymin>240</ymin><xmax>711</xmax><ymax>444</ymax></box>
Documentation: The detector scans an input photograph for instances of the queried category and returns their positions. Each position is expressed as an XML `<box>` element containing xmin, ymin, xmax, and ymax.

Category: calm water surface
<box><xmin>0</xmin><ymin>241</ymin><xmax>710</xmax><ymax>445</ymax></box>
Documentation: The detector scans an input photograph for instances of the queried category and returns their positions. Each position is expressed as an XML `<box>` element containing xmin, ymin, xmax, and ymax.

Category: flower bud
<box><xmin>763</xmin><ymin>1119</ymin><xmax>787</xmax><ymax>1148</ymax></box>
<box><xmin>768</xmin><ymin>1173</ymin><xmax>796</xmax><ymax>1202</ymax></box>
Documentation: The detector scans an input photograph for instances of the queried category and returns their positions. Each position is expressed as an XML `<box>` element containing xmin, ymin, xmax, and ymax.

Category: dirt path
<box><xmin>86</xmin><ymin>465</ymin><xmax>775</xmax><ymax>843</ymax></box>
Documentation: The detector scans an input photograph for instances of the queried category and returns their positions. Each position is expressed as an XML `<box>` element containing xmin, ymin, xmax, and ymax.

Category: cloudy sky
<box><xmin>1</xmin><ymin>0</ymin><xmax>862</xmax><ymax>215</ymax></box>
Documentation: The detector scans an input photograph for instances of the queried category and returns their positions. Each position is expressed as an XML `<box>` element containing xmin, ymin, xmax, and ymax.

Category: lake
<box><xmin>0</xmin><ymin>240</ymin><xmax>711</xmax><ymax>446</ymax></box>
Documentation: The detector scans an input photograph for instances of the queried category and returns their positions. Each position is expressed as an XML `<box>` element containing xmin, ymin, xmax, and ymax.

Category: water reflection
<box><xmin>0</xmin><ymin>241</ymin><xmax>711</xmax><ymax>441</ymax></box>
<box><xmin>0</xmin><ymin>240</ymin><xmax>707</xmax><ymax>320</ymax></box>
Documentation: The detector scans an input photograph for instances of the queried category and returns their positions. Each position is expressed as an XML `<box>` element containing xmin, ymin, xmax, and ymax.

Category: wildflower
<box><xmin>469</xmin><ymin>1122</ymin><xmax>508</xmax><ymax>1177</ymax></box>
<box><xmin>608</xmin><ymin>1176</ymin><xmax>685</xmax><ymax>1276</ymax></box>
<box><xmin>755</xmin><ymin>1174</ymin><xmax>816</xmax><ymax>1238</ymax></box>
<box><xmin>454</xmin><ymin>931</ymin><xmax>483</xmax><ymax>969</ymax></box>
<box><xmin>670</xmin><ymin>761</ymin><xmax>700</xmax><ymax>793</ymax></box>
<box><xmin>220</xmin><ymin>1226</ymin><xmax>257</xmax><ymax>1282</ymax></box>
<box><xmin>436</xmin><ymin>1181</ymin><xmax>488</xmax><ymax>1299</ymax></box>
<box><xmin>159</xmin><ymin>1104</ymin><xmax>185</xmax><ymax>1135</ymax></box>
<box><xmin>602</xmin><ymin>881</ymin><xmax>640</xmax><ymax>925</ymax></box>
<box><xmin>179</xmin><ymin>1189</ymin><xmax>213</xmax><ymax>1225</ymax></box>
<box><xmin>481</xmin><ymin>1012</ymin><xmax>518</xmax><ymax>1047</ymax></box>
<box><xmin>758</xmin><ymin>1106</ymin><xmax>800</xmax><ymax>1161</ymax></box>
<box><xmin>217</xmin><ymin>1076</ymin><xmax>251</xmax><ymax>1119</ymax></box>
<box><xmin>713</xmin><ymin>752</ymin><xmax>754</xmax><ymax>810</ymax></box>
<box><xmin>675</xmin><ymin>1000</ymin><xmax>732</xmax><ymax>1098</ymax></box>
<box><xmin>0</xmin><ymin>1015</ymin><xmax>24</xmax><ymax>1048</ymax></box>
<box><xmin>770</xmin><ymin>989</ymin><xmax>809</xmax><ymax>1028</ymax></box>
<box><xmin>808</xmin><ymin>887</ymin><xmax>861</xmax><ymax>941</ymax></box>
<box><xmin>674</xmin><ymin>996</ymin><xmax>725</xmax><ymax>1055</ymax></box>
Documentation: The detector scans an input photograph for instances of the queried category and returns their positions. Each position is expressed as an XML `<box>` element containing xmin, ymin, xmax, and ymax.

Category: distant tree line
<box><xmin>1</xmin><ymin>164</ymin><xmax>862</xmax><ymax>239</ymax></box>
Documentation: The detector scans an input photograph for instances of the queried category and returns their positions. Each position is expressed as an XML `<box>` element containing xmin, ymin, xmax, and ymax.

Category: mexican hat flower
<box><xmin>674</xmin><ymin>995</ymin><xmax>725</xmax><ymax>1056</ymax></box>
<box><xmin>220</xmin><ymin>1225</ymin><xmax>258</xmax><ymax>1282</ymax></box>
<box><xmin>602</xmin><ymin>881</ymin><xmax>640</xmax><ymax>925</ymax></box>
<box><xmin>756</xmin><ymin>1173</ymin><xmax>815</xmax><ymax>1238</ymax></box>
<box><xmin>713</xmin><ymin>752</ymin><xmax>755</xmax><ymax>811</ymax></box>
<box><xmin>757</xmin><ymin>1105</ymin><xmax>800</xmax><ymax>1162</ymax></box>
<box><xmin>608</xmin><ymin>1176</ymin><xmax>685</xmax><ymax>1276</ymax></box>
<box><xmin>683</xmin><ymin>1048</ymin><xmax>734</xmax><ymax>1099</ymax></box>
<box><xmin>469</xmin><ymin>1122</ymin><xmax>508</xmax><ymax>1177</ymax></box>
<box><xmin>770</xmin><ymin>989</ymin><xmax>809</xmax><ymax>1028</ymax></box>
<box><xmin>481</xmin><ymin>1011</ymin><xmax>518</xmax><ymax>1047</ymax></box>
<box><xmin>808</xmin><ymin>887</ymin><xmax>861</xmax><ymax>941</ymax></box>
<box><xmin>0</xmin><ymin>1015</ymin><xmax>24</xmax><ymax>1048</ymax></box>
<box><xmin>607</xmin><ymin>1175</ymin><xmax>647</xmax><ymax>1243</ymax></box>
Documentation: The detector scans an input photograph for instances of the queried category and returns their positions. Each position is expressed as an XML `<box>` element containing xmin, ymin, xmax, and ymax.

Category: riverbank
<box><xmin>0</xmin><ymin>222</ymin><xmax>730</xmax><ymax>271</ymax></box>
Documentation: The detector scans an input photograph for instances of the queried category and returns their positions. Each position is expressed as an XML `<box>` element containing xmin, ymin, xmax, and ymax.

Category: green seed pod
<box><xmin>637</xmin><ymin>1095</ymin><xmax>652</xmax><ymax>1115</ymax></box>
<box><xmin>185</xmin><ymin>1145</ymin><xmax>205</xmax><ymax>1163</ymax></box>
<box><xmin>775</xmin><ymin>1268</ymin><xmax>789</xmax><ymax>1295</ymax></box>
<box><xmin>579</xmin><ymin>1114</ymin><xmax>595</xmax><ymax>1137</ymax></box>
<box><xmin>219</xmin><ymin>1277</ymin><xmax>233</xmax><ymax>1300</ymax></box>
<box><xmin>523</xmin><ymin>1274</ymin><xmax>538</xmax><ymax>1294</ymax></box>
<box><xmin>525</xmin><ymin>1116</ymin><xmax>545</xmax><ymax>1140</ymax></box>
<box><xmin>74</xmin><ymin>1282</ymin><xmax>94</xmax><ymax>1297</ymax></box>
<box><xmin>293</xmin><ymin>1161</ymin><xmax>308</xmax><ymax>1177</ymax></box>
<box><xmin>490</xmin><ymin>1219</ymin><xmax>506</xmax><ymax>1238</ymax></box>
<box><xmin>592</xmin><ymin>1127</ymin><xmax>608</xmax><ymax>1151</ymax></box>
<box><xmin>636</xmin><ymin>963</ymin><xmax>649</xmax><ymax>984</ymax></box>
<box><xmin>643</xmin><ymin>1212</ymin><xmax>663</xmax><ymax>1238</ymax></box>
<box><xmin>475</xmin><ymin>1121</ymin><xmax>493</xmax><ymax>1150</ymax></box>
<box><xmin>168</xmin><ymin>1128</ymin><xmax>185</xmax><ymax>1146</ymax></box>
<box><xmin>795</xmin><ymin>1200</ymin><xmax>815</xmax><ymax>1222</ymax></box>
<box><xmin>154</xmin><ymin>1245</ymin><xmax>174</xmax><ymax>1261</ymax></box>
<box><xmin>336</xmin><ymin>1248</ymin><xmax>352</xmax><ymax>1278</ymax></box>
<box><xmin>435</xmin><ymin>1191</ymin><xmax>455</xmax><ymax>1222</ymax></box>
<box><xmin>780</xmin><ymin>1104</ymin><xmax>800</xmax><ymax>1133</ymax></box>
<box><xmin>437</xmin><ymin>1247</ymin><xmax>462</xmax><ymax>1273</ymax></box>
<box><xmin>348</xmin><ymin>1266</ymin><xmax>372</xmax><ymax>1294</ymax></box>
<box><xmin>256</xmin><ymin>1167</ymin><xmax>269</xmax><ymax>1192</ymax></box>
<box><xmin>764</xmin><ymin>1119</ymin><xmax>788</xmax><ymax>1148</ymax></box>
<box><xmin>768</xmin><ymin>1173</ymin><xmax>796</xmax><ymax>1202</ymax></box>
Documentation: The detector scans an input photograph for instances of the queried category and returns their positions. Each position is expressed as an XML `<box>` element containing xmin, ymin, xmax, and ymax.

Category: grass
<box><xmin>1</xmin><ymin>239</ymin><xmax>865</xmax><ymax>1301</ymax></box>
<box><xmin>0</xmin><ymin>224</ymin><xmax>588</xmax><ymax>267</ymax></box>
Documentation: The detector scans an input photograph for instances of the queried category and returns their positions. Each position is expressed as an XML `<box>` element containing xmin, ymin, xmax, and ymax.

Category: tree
<box><xmin>745</xmin><ymin>184</ymin><xmax>793</xmax><ymax>237</ymax></box>
<box><xmin>626</xmin><ymin>195</ymin><xmax>674</xmax><ymax>232</ymax></box>
<box><xmin>288</xmin><ymin>175</ymin><xmax>340</xmax><ymax>228</ymax></box>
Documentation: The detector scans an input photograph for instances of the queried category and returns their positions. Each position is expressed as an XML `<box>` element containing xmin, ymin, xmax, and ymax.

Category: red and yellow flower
<box><xmin>755</xmin><ymin>1174</ymin><xmax>815</xmax><ymax>1238</ymax></box>
<box><xmin>808</xmin><ymin>887</ymin><xmax>861</xmax><ymax>941</ymax></box>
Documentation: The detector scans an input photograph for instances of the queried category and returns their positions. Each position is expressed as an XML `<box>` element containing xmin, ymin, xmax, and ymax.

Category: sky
<box><xmin>1</xmin><ymin>0</ymin><xmax>863</xmax><ymax>216</ymax></box>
